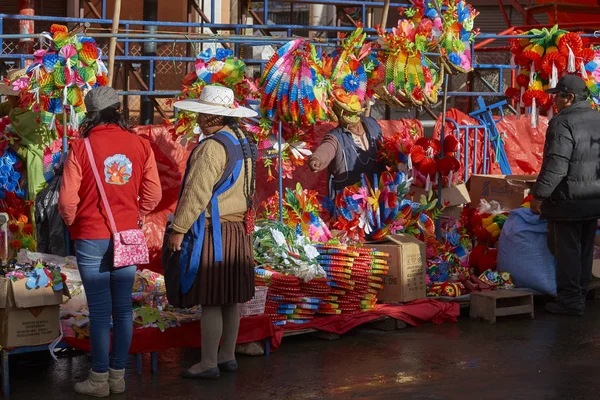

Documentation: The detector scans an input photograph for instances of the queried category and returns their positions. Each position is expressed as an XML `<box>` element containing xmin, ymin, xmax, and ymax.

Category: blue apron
<box><xmin>177</xmin><ymin>131</ymin><xmax>248</xmax><ymax>294</ymax></box>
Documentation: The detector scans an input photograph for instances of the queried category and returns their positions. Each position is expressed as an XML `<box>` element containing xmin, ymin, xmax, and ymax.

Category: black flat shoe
<box><xmin>217</xmin><ymin>360</ymin><xmax>238</xmax><ymax>372</ymax></box>
<box><xmin>181</xmin><ymin>367</ymin><xmax>220</xmax><ymax>380</ymax></box>
<box><xmin>545</xmin><ymin>302</ymin><xmax>584</xmax><ymax>316</ymax></box>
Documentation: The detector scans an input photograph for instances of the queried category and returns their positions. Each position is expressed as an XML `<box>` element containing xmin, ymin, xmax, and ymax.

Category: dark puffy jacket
<box><xmin>532</xmin><ymin>101</ymin><xmax>600</xmax><ymax>221</ymax></box>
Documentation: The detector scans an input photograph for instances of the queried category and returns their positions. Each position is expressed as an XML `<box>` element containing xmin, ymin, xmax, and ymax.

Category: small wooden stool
<box><xmin>470</xmin><ymin>290</ymin><xmax>534</xmax><ymax>323</ymax></box>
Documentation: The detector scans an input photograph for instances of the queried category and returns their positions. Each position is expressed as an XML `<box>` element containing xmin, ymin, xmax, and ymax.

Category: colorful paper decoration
<box><xmin>170</xmin><ymin>48</ymin><xmax>255</xmax><ymax>144</ymax></box>
<box><xmin>323</xmin><ymin>28</ymin><xmax>378</xmax><ymax>122</ymax></box>
<box><xmin>25</xmin><ymin>24</ymin><xmax>109</xmax><ymax>136</ymax></box>
<box><xmin>376</xmin><ymin>8</ymin><xmax>444</xmax><ymax>107</ymax></box>
<box><xmin>259</xmin><ymin>39</ymin><xmax>328</xmax><ymax>127</ymax></box>
<box><xmin>506</xmin><ymin>25</ymin><xmax>600</xmax><ymax>122</ymax></box>
<box><xmin>439</xmin><ymin>0</ymin><xmax>479</xmax><ymax>74</ymax></box>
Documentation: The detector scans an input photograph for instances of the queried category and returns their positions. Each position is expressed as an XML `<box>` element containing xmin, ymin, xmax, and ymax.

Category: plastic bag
<box><xmin>35</xmin><ymin>167</ymin><xmax>67</xmax><ymax>256</ymax></box>
<box><xmin>497</xmin><ymin>208</ymin><xmax>557</xmax><ymax>296</ymax></box>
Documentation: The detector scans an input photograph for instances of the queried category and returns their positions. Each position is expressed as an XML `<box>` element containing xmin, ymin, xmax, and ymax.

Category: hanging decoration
<box><xmin>258</xmin><ymin>39</ymin><xmax>328</xmax><ymax>128</ymax></box>
<box><xmin>375</xmin><ymin>5</ymin><xmax>444</xmax><ymax>107</ymax></box>
<box><xmin>24</xmin><ymin>24</ymin><xmax>109</xmax><ymax>146</ymax></box>
<box><xmin>323</xmin><ymin>27</ymin><xmax>379</xmax><ymax>122</ymax></box>
<box><xmin>169</xmin><ymin>48</ymin><xmax>255</xmax><ymax>145</ymax></box>
<box><xmin>438</xmin><ymin>0</ymin><xmax>479</xmax><ymax>74</ymax></box>
<box><xmin>506</xmin><ymin>25</ymin><xmax>599</xmax><ymax>122</ymax></box>
<box><xmin>374</xmin><ymin>0</ymin><xmax>478</xmax><ymax>107</ymax></box>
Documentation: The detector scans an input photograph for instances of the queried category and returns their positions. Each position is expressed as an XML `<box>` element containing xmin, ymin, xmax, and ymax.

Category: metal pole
<box><xmin>140</xmin><ymin>0</ymin><xmax>158</xmax><ymax>125</ymax></box>
<box><xmin>278</xmin><ymin>121</ymin><xmax>283</xmax><ymax>223</ymax></box>
<box><xmin>107</xmin><ymin>0</ymin><xmax>121</xmax><ymax>86</ymax></box>
<box><xmin>62</xmin><ymin>110</ymin><xmax>70</xmax><ymax>255</ymax></box>
<box><xmin>436</xmin><ymin>75</ymin><xmax>449</xmax><ymax>241</ymax></box>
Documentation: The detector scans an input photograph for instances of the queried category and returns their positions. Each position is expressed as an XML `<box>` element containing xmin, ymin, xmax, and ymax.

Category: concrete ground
<box><xmin>7</xmin><ymin>300</ymin><xmax>600</xmax><ymax>400</ymax></box>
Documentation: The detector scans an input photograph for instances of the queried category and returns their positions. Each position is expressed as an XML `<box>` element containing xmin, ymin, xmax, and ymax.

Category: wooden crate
<box><xmin>470</xmin><ymin>290</ymin><xmax>534</xmax><ymax>323</ymax></box>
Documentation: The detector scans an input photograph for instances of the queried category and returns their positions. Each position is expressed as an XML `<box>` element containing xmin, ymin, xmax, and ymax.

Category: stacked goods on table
<box><xmin>264</xmin><ymin>274</ymin><xmax>322</xmax><ymax>327</ymax></box>
<box><xmin>316</xmin><ymin>244</ymin><xmax>389</xmax><ymax>315</ymax></box>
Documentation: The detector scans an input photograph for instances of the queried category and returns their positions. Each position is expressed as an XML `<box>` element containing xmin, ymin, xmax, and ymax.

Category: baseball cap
<box><xmin>546</xmin><ymin>75</ymin><xmax>588</xmax><ymax>95</ymax></box>
<box><xmin>84</xmin><ymin>86</ymin><xmax>120</xmax><ymax>112</ymax></box>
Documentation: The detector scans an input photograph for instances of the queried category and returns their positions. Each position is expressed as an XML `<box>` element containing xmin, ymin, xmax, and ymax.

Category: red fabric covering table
<box><xmin>62</xmin><ymin>313</ymin><xmax>278</xmax><ymax>353</ymax></box>
<box><xmin>279</xmin><ymin>299</ymin><xmax>459</xmax><ymax>336</ymax></box>
<box><xmin>62</xmin><ymin>299</ymin><xmax>458</xmax><ymax>356</ymax></box>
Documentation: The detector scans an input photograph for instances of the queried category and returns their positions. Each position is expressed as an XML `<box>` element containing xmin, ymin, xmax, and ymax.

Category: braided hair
<box><xmin>224</xmin><ymin>117</ymin><xmax>257</xmax><ymax>213</ymax></box>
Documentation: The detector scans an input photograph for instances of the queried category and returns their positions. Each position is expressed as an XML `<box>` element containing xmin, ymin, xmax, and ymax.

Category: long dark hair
<box><xmin>79</xmin><ymin>103</ymin><xmax>135</xmax><ymax>138</ymax></box>
<box><xmin>224</xmin><ymin>117</ymin><xmax>257</xmax><ymax>212</ymax></box>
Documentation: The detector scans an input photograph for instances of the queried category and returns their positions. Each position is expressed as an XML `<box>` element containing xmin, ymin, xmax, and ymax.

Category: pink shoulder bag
<box><xmin>84</xmin><ymin>138</ymin><xmax>149</xmax><ymax>268</ymax></box>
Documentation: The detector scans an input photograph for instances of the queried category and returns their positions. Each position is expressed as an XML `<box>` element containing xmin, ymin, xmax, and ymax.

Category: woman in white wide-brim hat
<box><xmin>164</xmin><ymin>85</ymin><xmax>258</xmax><ymax>379</ymax></box>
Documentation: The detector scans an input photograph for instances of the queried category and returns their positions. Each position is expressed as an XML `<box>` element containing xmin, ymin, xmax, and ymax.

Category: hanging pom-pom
<box><xmin>550</xmin><ymin>63</ymin><xmax>558</xmax><ymax>88</ymax></box>
<box><xmin>567</xmin><ymin>45</ymin><xmax>576</xmax><ymax>73</ymax></box>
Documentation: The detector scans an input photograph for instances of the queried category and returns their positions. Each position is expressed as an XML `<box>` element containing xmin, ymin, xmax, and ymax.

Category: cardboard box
<box><xmin>441</xmin><ymin>205</ymin><xmax>464</xmax><ymax>220</ymax></box>
<box><xmin>371</xmin><ymin>234</ymin><xmax>427</xmax><ymax>303</ymax></box>
<box><xmin>0</xmin><ymin>278</ymin><xmax>63</xmax><ymax>348</ymax></box>
<box><xmin>468</xmin><ymin>174</ymin><xmax>537</xmax><ymax>211</ymax></box>
<box><xmin>407</xmin><ymin>183</ymin><xmax>471</xmax><ymax>207</ymax></box>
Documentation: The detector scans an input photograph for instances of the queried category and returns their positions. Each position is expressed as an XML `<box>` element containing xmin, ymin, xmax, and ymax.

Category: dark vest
<box><xmin>328</xmin><ymin>116</ymin><xmax>385</xmax><ymax>193</ymax></box>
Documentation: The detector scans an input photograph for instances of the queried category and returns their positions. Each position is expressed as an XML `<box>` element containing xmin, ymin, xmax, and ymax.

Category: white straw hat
<box><xmin>174</xmin><ymin>85</ymin><xmax>257</xmax><ymax>118</ymax></box>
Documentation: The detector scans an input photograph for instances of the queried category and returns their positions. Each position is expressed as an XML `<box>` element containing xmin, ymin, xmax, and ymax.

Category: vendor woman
<box><xmin>165</xmin><ymin>85</ymin><xmax>257</xmax><ymax>379</ymax></box>
<box><xmin>308</xmin><ymin>96</ymin><xmax>386</xmax><ymax>196</ymax></box>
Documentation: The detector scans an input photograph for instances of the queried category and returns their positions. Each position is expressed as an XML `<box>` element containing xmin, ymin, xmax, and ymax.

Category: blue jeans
<box><xmin>75</xmin><ymin>239</ymin><xmax>136</xmax><ymax>373</ymax></box>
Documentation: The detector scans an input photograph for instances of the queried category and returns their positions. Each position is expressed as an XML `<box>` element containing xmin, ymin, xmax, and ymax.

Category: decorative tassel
<box><xmin>448</xmin><ymin>171</ymin><xmax>453</xmax><ymax>187</ymax></box>
<box><xmin>548</xmin><ymin>107</ymin><xmax>554</xmax><ymax>120</ymax></box>
<box><xmin>529</xmin><ymin>62</ymin><xmax>537</xmax><ymax>86</ymax></box>
<box><xmin>69</xmin><ymin>105</ymin><xmax>78</xmax><ymax>131</ymax></box>
<box><xmin>425</xmin><ymin>174</ymin><xmax>432</xmax><ymax>192</ymax></box>
<box><xmin>580</xmin><ymin>61</ymin><xmax>588</xmax><ymax>79</ymax></box>
<box><xmin>550</xmin><ymin>63</ymin><xmax>558</xmax><ymax>88</ymax></box>
<box><xmin>510</xmin><ymin>55</ymin><xmax>515</xmax><ymax>68</ymax></box>
<box><xmin>518</xmin><ymin>86</ymin><xmax>525</xmax><ymax>119</ymax></box>
<box><xmin>531</xmin><ymin>98</ymin><xmax>537</xmax><ymax>129</ymax></box>
<box><xmin>567</xmin><ymin>45</ymin><xmax>576</xmax><ymax>73</ymax></box>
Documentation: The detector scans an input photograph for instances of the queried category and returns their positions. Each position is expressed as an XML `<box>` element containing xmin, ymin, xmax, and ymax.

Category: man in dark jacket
<box><xmin>531</xmin><ymin>75</ymin><xmax>600</xmax><ymax>316</ymax></box>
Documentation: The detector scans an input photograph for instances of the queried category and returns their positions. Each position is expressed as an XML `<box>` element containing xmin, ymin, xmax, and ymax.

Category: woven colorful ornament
<box><xmin>376</xmin><ymin>3</ymin><xmax>445</xmax><ymax>108</ymax></box>
<box><xmin>76</xmin><ymin>66</ymin><xmax>97</xmax><ymax>89</ymax></box>
<box><xmin>439</xmin><ymin>0</ymin><xmax>479</xmax><ymax>74</ymax></box>
<box><xmin>42</xmin><ymin>53</ymin><xmax>60</xmax><ymax>74</ymax></box>
<box><xmin>25</xmin><ymin>24</ymin><xmax>109</xmax><ymax>139</ymax></box>
<box><xmin>58</xmin><ymin>44</ymin><xmax>79</xmax><ymax>68</ymax></box>
<box><xmin>325</xmin><ymin>28</ymin><xmax>377</xmax><ymax>122</ymax></box>
<box><xmin>170</xmin><ymin>47</ymin><xmax>256</xmax><ymax>145</ymax></box>
<box><xmin>259</xmin><ymin>39</ymin><xmax>327</xmax><ymax>126</ymax></box>
<box><xmin>79</xmin><ymin>41</ymin><xmax>99</xmax><ymax>66</ymax></box>
<box><xmin>195</xmin><ymin>48</ymin><xmax>245</xmax><ymax>88</ymax></box>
